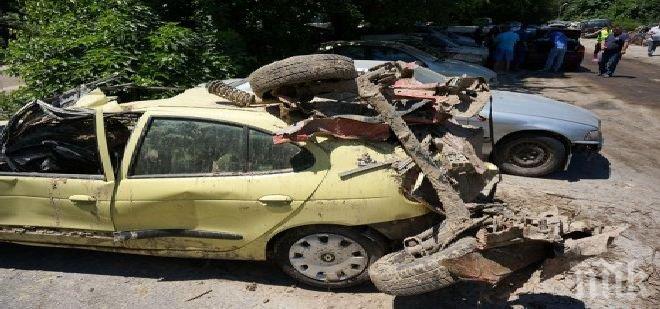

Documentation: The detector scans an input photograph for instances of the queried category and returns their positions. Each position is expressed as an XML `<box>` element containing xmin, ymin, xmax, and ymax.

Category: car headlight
<box><xmin>584</xmin><ymin>129</ymin><xmax>602</xmax><ymax>141</ymax></box>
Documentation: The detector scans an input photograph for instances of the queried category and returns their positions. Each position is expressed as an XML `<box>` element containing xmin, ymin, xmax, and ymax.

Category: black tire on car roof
<box><xmin>248</xmin><ymin>54</ymin><xmax>357</xmax><ymax>99</ymax></box>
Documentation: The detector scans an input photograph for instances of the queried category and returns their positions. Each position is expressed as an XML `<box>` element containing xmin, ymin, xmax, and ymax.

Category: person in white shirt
<box><xmin>648</xmin><ymin>24</ymin><xmax>660</xmax><ymax>57</ymax></box>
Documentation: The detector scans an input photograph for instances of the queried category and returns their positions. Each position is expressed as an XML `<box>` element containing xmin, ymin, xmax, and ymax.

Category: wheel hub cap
<box><xmin>510</xmin><ymin>142</ymin><xmax>549</xmax><ymax>168</ymax></box>
<box><xmin>289</xmin><ymin>233</ymin><xmax>369</xmax><ymax>282</ymax></box>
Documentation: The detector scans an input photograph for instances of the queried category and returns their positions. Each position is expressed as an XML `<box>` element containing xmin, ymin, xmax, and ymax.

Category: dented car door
<box><xmin>112</xmin><ymin>112</ymin><xmax>328</xmax><ymax>252</ymax></box>
<box><xmin>0</xmin><ymin>108</ymin><xmax>116</xmax><ymax>241</ymax></box>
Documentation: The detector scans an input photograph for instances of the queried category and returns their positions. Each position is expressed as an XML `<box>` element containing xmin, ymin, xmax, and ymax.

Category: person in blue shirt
<box><xmin>544</xmin><ymin>30</ymin><xmax>568</xmax><ymax>72</ymax></box>
<box><xmin>493</xmin><ymin>26</ymin><xmax>520</xmax><ymax>71</ymax></box>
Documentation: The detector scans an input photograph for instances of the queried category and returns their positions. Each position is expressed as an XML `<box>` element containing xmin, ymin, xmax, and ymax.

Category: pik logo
<box><xmin>572</xmin><ymin>258</ymin><xmax>650</xmax><ymax>300</ymax></box>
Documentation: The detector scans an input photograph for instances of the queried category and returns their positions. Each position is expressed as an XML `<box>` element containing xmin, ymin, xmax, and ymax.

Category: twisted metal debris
<box><xmin>208</xmin><ymin>57</ymin><xmax>625</xmax><ymax>296</ymax></box>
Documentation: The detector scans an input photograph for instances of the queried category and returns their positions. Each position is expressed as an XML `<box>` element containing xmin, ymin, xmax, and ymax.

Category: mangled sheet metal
<box><xmin>0</xmin><ymin>100</ymin><xmax>138</xmax><ymax>175</ymax></box>
<box><xmin>0</xmin><ymin>100</ymin><xmax>100</xmax><ymax>174</ymax></box>
<box><xmin>207</xmin><ymin>57</ymin><xmax>624</xmax><ymax>296</ymax></box>
<box><xmin>257</xmin><ymin>62</ymin><xmax>494</xmax><ymax>213</ymax></box>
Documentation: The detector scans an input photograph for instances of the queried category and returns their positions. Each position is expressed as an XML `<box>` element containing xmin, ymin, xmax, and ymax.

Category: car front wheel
<box><xmin>273</xmin><ymin>226</ymin><xmax>385</xmax><ymax>289</ymax></box>
<box><xmin>494</xmin><ymin>135</ymin><xmax>566</xmax><ymax>177</ymax></box>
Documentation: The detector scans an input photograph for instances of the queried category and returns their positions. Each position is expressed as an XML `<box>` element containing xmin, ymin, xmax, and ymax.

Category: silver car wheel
<box><xmin>288</xmin><ymin>233</ymin><xmax>369</xmax><ymax>282</ymax></box>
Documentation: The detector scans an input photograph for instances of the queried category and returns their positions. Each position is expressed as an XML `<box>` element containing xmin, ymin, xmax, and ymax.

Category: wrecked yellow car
<box><xmin>1</xmin><ymin>56</ymin><xmax>622</xmax><ymax>294</ymax></box>
<box><xmin>0</xmin><ymin>86</ymin><xmax>441</xmax><ymax>288</ymax></box>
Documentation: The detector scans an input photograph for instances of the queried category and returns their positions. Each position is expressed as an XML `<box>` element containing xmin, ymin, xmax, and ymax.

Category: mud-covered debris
<box><xmin>204</xmin><ymin>55</ymin><xmax>625</xmax><ymax>296</ymax></box>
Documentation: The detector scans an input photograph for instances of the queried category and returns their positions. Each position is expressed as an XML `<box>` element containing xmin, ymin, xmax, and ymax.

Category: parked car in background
<box><xmin>361</xmin><ymin>33</ymin><xmax>488</xmax><ymax>64</ymax></box>
<box><xmin>318</xmin><ymin>40</ymin><xmax>497</xmax><ymax>84</ymax></box>
<box><xmin>580</xmin><ymin>19</ymin><xmax>612</xmax><ymax>37</ymax></box>
<box><xmin>414</xmin><ymin>25</ymin><xmax>483</xmax><ymax>47</ymax></box>
<box><xmin>523</xmin><ymin>26</ymin><xmax>585</xmax><ymax>71</ymax></box>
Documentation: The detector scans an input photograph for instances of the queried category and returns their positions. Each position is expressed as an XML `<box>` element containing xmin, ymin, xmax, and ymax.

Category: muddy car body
<box><xmin>0</xmin><ymin>88</ymin><xmax>450</xmax><ymax>288</ymax></box>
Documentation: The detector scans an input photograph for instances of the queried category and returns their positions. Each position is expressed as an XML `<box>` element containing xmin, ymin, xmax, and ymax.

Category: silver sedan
<box><xmin>409</xmin><ymin>65</ymin><xmax>602</xmax><ymax>177</ymax></box>
<box><xmin>225</xmin><ymin>64</ymin><xmax>602</xmax><ymax>177</ymax></box>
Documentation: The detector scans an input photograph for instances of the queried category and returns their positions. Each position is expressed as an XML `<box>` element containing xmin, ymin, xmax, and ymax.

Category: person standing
<box><xmin>544</xmin><ymin>30</ymin><xmax>568</xmax><ymax>73</ymax></box>
<box><xmin>493</xmin><ymin>26</ymin><xmax>520</xmax><ymax>72</ymax></box>
<box><xmin>592</xmin><ymin>26</ymin><xmax>612</xmax><ymax>61</ymax></box>
<box><xmin>513</xmin><ymin>25</ymin><xmax>529</xmax><ymax>70</ymax></box>
<box><xmin>647</xmin><ymin>23</ymin><xmax>660</xmax><ymax>57</ymax></box>
<box><xmin>599</xmin><ymin>27</ymin><xmax>630</xmax><ymax>77</ymax></box>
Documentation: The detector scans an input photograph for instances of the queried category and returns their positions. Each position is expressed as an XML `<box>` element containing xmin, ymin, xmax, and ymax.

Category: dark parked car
<box><xmin>523</xmin><ymin>26</ymin><xmax>585</xmax><ymax>71</ymax></box>
<box><xmin>580</xmin><ymin>19</ymin><xmax>612</xmax><ymax>37</ymax></box>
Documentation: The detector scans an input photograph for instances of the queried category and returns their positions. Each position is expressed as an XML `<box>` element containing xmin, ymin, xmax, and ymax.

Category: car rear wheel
<box><xmin>494</xmin><ymin>135</ymin><xmax>566</xmax><ymax>177</ymax></box>
<box><xmin>273</xmin><ymin>226</ymin><xmax>385</xmax><ymax>289</ymax></box>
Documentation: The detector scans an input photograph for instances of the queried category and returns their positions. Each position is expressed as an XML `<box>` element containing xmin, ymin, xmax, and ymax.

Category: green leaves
<box><xmin>2</xmin><ymin>0</ymin><xmax>239</xmax><ymax>115</ymax></box>
<box><xmin>1</xmin><ymin>0</ymin><xmax>654</xmax><ymax>119</ymax></box>
<box><xmin>563</xmin><ymin>0</ymin><xmax>660</xmax><ymax>29</ymax></box>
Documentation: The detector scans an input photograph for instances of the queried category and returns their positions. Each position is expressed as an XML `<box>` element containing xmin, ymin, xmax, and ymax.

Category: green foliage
<box><xmin>0</xmin><ymin>0</ymin><xmax>655</xmax><ymax>119</ymax></box>
<box><xmin>0</xmin><ymin>88</ymin><xmax>31</xmax><ymax>119</ymax></box>
<box><xmin>2</xmin><ymin>0</ymin><xmax>241</xmax><ymax>116</ymax></box>
<box><xmin>563</xmin><ymin>0</ymin><xmax>660</xmax><ymax>29</ymax></box>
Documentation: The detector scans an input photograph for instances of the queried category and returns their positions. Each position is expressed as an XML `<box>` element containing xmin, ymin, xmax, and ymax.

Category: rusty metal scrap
<box><xmin>249</xmin><ymin>61</ymin><xmax>494</xmax><ymax>225</ymax></box>
<box><xmin>244</xmin><ymin>60</ymin><xmax>500</xmax><ymax>259</ymax></box>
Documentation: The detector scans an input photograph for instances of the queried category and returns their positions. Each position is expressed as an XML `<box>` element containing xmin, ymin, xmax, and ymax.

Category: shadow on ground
<box><xmin>547</xmin><ymin>153</ymin><xmax>611</xmax><ymax>182</ymax></box>
<box><xmin>393</xmin><ymin>262</ymin><xmax>586</xmax><ymax>309</ymax></box>
<box><xmin>493</xmin><ymin>68</ymin><xmax>595</xmax><ymax>95</ymax></box>
<box><xmin>0</xmin><ymin>242</ymin><xmax>381</xmax><ymax>293</ymax></box>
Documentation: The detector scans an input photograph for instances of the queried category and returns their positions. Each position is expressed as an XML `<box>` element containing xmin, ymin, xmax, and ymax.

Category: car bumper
<box><xmin>573</xmin><ymin>141</ymin><xmax>602</xmax><ymax>152</ymax></box>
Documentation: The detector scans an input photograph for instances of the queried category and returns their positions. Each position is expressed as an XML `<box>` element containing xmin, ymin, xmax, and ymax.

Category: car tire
<box><xmin>272</xmin><ymin>226</ymin><xmax>385</xmax><ymax>289</ymax></box>
<box><xmin>248</xmin><ymin>54</ymin><xmax>357</xmax><ymax>99</ymax></box>
<box><xmin>206</xmin><ymin>80</ymin><xmax>255</xmax><ymax>106</ymax></box>
<box><xmin>368</xmin><ymin>237</ymin><xmax>477</xmax><ymax>296</ymax></box>
<box><xmin>494</xmin><ymin>134</ymin><xmax>566</xmax><ymax>177</ymax></box>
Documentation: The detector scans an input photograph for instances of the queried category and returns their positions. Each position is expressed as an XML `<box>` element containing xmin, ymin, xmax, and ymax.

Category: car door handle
<box><xmin>258</xmin><ymin>195</ymin><xmax>293</xmax><ymax>206</ymax></box>
<box><xmin>69</xmin><ymin>195</ymin><xmax>97</xmax><ymax>203</ymax></box>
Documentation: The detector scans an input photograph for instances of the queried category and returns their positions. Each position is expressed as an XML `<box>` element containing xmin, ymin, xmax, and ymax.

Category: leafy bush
<box><xmin>563</xmin><ymin>0</ymin><xmax>660</xmax><ymax>29</ymax></box>
<box><xmin>2</xmin><ymin>0</ymin><xmax>241</xmax><ymax>116</ymax></box>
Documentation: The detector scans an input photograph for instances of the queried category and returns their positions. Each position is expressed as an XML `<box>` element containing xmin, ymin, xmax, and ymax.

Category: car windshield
<box><xmin>397</xmin><ymin>44</ymin><xmax>439</xmax><ymax>62</ymax></box>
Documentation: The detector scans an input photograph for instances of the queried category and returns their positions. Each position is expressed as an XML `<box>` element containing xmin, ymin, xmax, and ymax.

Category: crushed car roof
<box><xmin>75</xmin><ymin>86</ymin><xmax>288</xmax><ymax>132</ymax></box>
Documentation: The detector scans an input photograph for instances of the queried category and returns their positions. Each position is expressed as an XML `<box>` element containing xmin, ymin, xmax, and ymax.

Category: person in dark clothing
<box><xmin>513</xmin><ymin>25</ymin><xmax>528</xmax><ymax>70</ymax></box>
<box><xmin>599</xmin><ymin>27</ymin><xmax>630</xmax><ymax>77</ymax></box>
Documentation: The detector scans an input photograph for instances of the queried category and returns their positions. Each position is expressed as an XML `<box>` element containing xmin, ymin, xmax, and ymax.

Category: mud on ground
<box><xmin>1</xmin><ymin>52</ymin><xmax>659</xmax><ymax>308</ymax></box>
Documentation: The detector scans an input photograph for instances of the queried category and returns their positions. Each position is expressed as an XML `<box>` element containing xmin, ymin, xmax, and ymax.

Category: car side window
<box><xmin>248</xmin><ymin>129</ymin><xmax>314</xmax><ymax>172</ymax></box>
<box><xmin>132</xmin><ymin>118</ymin><xmax>246</xmax><ymax>176</ymax></box>
<box><xmin>369</xmin><ymin>47</ymin><xmax>418</xmax><ymax>62</ymax></box>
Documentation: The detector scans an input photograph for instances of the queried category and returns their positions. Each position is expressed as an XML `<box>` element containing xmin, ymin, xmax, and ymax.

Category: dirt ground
<box><xmin>0</xmin><ymin>66</ymin><xmax>22</xmax><ymax>93</ymax></box>
<box><xmin>1</xmin><ymin>43</ymin><xmax>658</xmax><ymax>308</ymax></box>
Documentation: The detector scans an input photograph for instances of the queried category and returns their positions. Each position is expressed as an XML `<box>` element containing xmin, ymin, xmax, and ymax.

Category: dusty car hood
<box><xmin>446</xmin><ymin>46</ymin><xmax>488</xmax><ymax>56</ymax></box>
<box><xmin>430</xmin><ymin>59</ymin><xmax>496</xmax><ymax>81</ymax></box>
<box><xmin>489</xmin><ymin>91</ymin><xmax>599</xmax><ymax>127</ymax></box>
